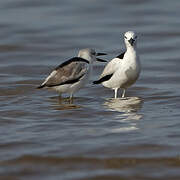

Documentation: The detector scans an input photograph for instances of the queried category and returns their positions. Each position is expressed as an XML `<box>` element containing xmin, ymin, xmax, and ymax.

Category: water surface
<box><xmin>1</xmin><ymin>0</ymin><xmax>180</xmax><ymax>179</ymax></box>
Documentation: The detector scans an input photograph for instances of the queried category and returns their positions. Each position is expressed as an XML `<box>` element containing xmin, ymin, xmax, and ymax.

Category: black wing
<box><xmin>93</xmin><ymin>74</ymin><xmax>113</xmax><ymax>84</ymax></box>
<box><xmin>55</xmin><ymin>57</ymin><xmax>89</xmax><ymax>69</ymax></box>
<box><xmin>116</xmin><ymin>52</ymin><xmax>125</xmax><ymax>59</ymax></box>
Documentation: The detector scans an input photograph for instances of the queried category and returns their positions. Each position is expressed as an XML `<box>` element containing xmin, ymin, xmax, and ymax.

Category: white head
<box><xmin>78</xmin><ymin>48</ymin><xmax>107</xmax><ymax>63</ymax></box>
<box><xmin>124</xmin><ymin>31</ymin><xmax>137</xmax><ymax>48</ymax></box>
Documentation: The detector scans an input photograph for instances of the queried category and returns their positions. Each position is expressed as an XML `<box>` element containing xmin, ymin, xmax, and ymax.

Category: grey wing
<box><xmin>41</xmin><ymin>61</ymin><xmax>88</xmax><ymax>87</ymax></box>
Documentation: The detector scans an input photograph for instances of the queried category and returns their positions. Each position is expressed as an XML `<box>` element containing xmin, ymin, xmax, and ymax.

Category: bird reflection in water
<box><xmin>104</xmin><ymin>97</ymin><xmax>143</xmax><ymax>132</ymax></box>
<box><xmin>48</xmin><ymin>96</ymin><xmax>82</xmax><ymax>110</ymax></box>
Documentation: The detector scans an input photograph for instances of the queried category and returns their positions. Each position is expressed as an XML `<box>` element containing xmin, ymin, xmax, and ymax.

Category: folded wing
<box><xmin>38</xmin><ymin>57</ymin><xmax>89</xmax><ymax>88</ymax></box>
<box><xmin>93</xmin><ymin>56</ymin><xmax>122</xmax><ymax>84</ymax></box>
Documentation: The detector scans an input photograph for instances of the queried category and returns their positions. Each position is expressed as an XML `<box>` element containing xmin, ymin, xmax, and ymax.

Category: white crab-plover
<box><xmin>93</xmin><ymin>31</ymin><xmax>141</xmax><ymax>99</ymax></box>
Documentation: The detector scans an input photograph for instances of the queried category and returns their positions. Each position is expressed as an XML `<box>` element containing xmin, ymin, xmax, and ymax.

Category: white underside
<box><xmin>102</xmin><ymin>55</ymin><xmax>141</xmax><ymax>90</ymax></box>
<box><xmin>102</xmin><ymin>67</ymin><xmax>140</xmax><ymax>89</ymax></box>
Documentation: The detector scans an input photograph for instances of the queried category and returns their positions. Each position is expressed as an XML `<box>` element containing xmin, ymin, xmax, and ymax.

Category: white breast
<box><xmin>103</xmin><ymin>51</ymin><xmax>141</xmax><ymax>89</ymax></box>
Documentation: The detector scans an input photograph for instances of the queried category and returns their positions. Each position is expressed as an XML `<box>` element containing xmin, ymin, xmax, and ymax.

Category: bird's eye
<box><xmin>124</xmin><ymin>36</ymin><xmax>127</xmax><ymax>39</ymax></box>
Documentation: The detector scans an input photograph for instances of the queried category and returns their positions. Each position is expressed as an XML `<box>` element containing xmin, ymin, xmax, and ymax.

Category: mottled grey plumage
<box><xmin>37</xmin><ymin>48</ymin><xmax>107</xmax><ymax>100</ymax></box>
<box><xmin>39</xmin><ymin>58</ymin><xmax>89</xmax><ymax>88</ymax></box>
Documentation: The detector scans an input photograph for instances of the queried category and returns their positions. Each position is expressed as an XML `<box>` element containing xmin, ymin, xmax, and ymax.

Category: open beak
<box><xmin>96</xmin><ymin>58</ymin><xmax>107</xmax><ymax>62</ymax></box>
<box><xmin>96</xmin><ymin>52</ymin><xmax>107</xmax><ymax>62</ymax></box>
<box><xmin>128</xmin><ymin>38</ymin><xmax>135</xmax><ymax>46</ymax></box>
<box><xmin>96</xmin><ymin>53</ymin><xmax>107</xmax><ymax>56</ymax></box>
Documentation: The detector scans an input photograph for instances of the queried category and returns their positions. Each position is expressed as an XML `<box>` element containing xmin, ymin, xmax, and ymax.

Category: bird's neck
<box><xmin>126</xmin><ymin>45</ymin><xmax>136</xmax><ymax>55</ymax></box>
<box><xmin>79</xmin><ymin>55</ymin><xmax>93</xmax><ymax>64</ymax></box>
<box><xmin>87</xmin><ymin>58</ymin><xmax>95</xmax><ymax>64</ymax></box>
<box><xmin>124</xmin><ymin>46</ymin><xmax>138</xmax><ymax>63</ymax></box>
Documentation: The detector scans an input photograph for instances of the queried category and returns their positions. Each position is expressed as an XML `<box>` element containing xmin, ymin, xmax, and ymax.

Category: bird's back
<box><xmin>38</xmin><ymin>57</ymin><xmax>89</xmax><ymax>88</ymax></box>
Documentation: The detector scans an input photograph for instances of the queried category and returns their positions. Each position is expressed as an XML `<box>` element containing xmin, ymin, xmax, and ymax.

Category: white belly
<box><xmin>103</xmin><ymin>59</ymin><xmax>141</xmax><ymax>89</ymax></box>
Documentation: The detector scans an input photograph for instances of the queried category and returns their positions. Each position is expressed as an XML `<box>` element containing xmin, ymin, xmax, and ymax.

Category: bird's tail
<box><xmin>93</xmin><ymin>80</ymin><xmax>101</xmax><ymax>84</ymax></box>
<box><xmin>37</xmin><ymin>84</ymin><xmax>45</xmax><ymax>89</ymax></box>
<box><xmin>93</xmin><ymin>74</ymin><xmax>113</xmax><ymax>85</ymax></box>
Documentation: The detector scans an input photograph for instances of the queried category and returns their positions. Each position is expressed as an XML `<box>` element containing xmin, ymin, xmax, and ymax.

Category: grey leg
<box><xmin>69</xmin><ymin>94</ymin><xmax>74</xmax><ymax>103</ymax></box>
<box><xmin>122</xmin><ymin>89</ymin><xmax>126</xmax><ymax>98</ymax></box>
<box><xmin>58</xmin><ymin>93</ymin><xmax>62</xmax><ymax>104</ymax></box>
<box><xmin>114</xmin><ymin>88</ymin><xmax>118</xmax><ymax>99</ymax></box>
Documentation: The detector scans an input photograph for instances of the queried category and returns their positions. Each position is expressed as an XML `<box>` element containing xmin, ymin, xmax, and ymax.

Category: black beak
<box><xmin>128</xmin><ymin>38</ymin><xmax>135</xmax><ymax>46</ymax></box>
<box><xmin>96</xmin><ymin>52</ymin><xmax>107</xmax><ymax>56</ymax></box>
<box><xmin>96</xmin><ymin>52</ymin><xmax>107</xmax><ymax>62</ymax></box>
<box><xmin>96</xmin><ymin>58</ymin><xmax>107</xmax><ymax>62</ymax></box>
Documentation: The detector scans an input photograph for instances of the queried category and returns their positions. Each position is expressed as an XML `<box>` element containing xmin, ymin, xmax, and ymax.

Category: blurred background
<box><xmin>1</xmin><ymin>0</ymin><xmax>180</xmax><ymax>179</ymax></box>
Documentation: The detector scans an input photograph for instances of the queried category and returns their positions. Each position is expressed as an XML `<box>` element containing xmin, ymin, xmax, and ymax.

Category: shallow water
<box><xmin>1</xmin><ymin>0</ymin><xmax>180</xmax><ymax>179</ymax></box>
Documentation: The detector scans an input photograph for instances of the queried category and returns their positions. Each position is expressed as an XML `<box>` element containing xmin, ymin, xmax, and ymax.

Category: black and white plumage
<box><xmin>37</xmin><ymin>48</ymin><xmax>106</xmax><ymax>99</ymax></box>
<box><xmin>93</xmin><ymin>31</ymin><xmax>141</xmax><ymax>99</ymax></box>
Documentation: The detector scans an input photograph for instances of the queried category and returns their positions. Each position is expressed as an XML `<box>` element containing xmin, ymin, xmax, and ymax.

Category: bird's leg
<box><xmin>69</xmin><ymin>94</ymin><xmax>74</xmax><ymax>104</ymax></box>
<box><xmin>114</xmin><ymin>88</ymin><xmax>118</xmax><ymax>99</ymax></box>
<box><xmin>122</xmin><ymin>89</ymin><xmax>126</xmax><ymax>98</ymax></box>
<box><xmin>58</xmin><ymin>93</ymin><xmax>62</xmax><ymax>99</ymax></box>
<box><xmin>58</xmin><ymin>93</ymin><xmax>62</xmax><ymax>103</ymax></box>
